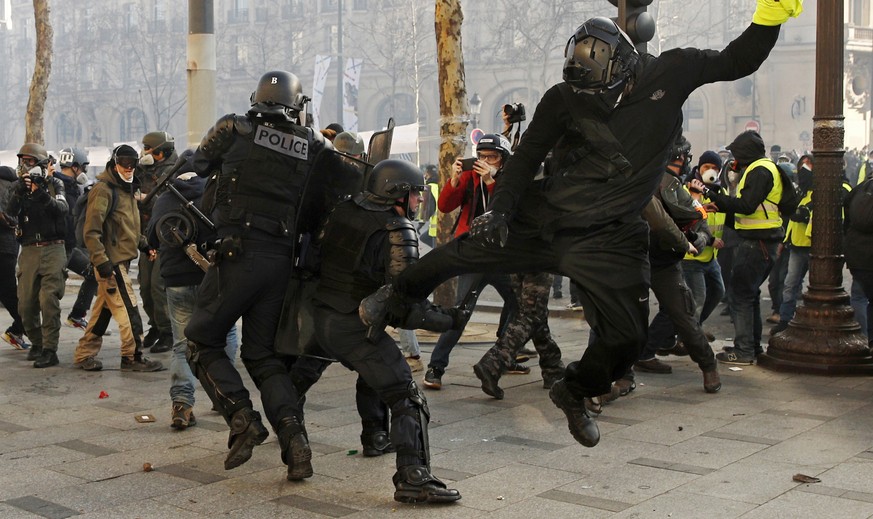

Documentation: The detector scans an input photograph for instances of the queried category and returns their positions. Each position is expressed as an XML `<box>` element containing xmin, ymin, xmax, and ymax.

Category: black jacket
<box><xmin>0</xmin><ymin>167</ymin><xmax>19</xmax><ymax>256</ymax></box>
<box><xmin>7</xmin><ymin>174</ymin><xmax>68</xmax><ymax>245</ymax></box>
<box><xmin>54</xmin><ymin>171</ymin><xmax>81</xmax><ymax>252</ymax></box>
<box><xmin>489</xmin><ymin>23</ymin><xmax>780</xmax><ymax>235</ymax></box>
<box><xmin>844</xmin><ymin>178</ymin><xmax>873</xmax><ymax>271</ymax></box>
<box><xmin>146</xmin><ymin>174</ymin><xmax>211</xmax><ymax>288</ymax></box>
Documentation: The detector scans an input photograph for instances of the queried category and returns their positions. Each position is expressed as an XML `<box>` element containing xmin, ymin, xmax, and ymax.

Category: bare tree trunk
<box><xmin>26</xmin><ymin>0</ymin><xmax>53</xmax><ymax>144</ymax></box>
<box><xmin>433</xmin><ymin>0</ymin><xmax>467</xmax><ymax>307</ymax></box>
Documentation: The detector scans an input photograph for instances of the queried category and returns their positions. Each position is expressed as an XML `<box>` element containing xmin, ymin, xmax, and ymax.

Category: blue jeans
<box><xmin>397</xmin><ymin>329</ymin><xmax>420</xmax><ymax>357</ymax></box>
<box><xmin>681</xmin><ymin>258</ymin><xmax>725</xmax><ymax>324</ymax></box>
<box><xmin>428</xmin><ymin>272</ymin><xmax>517</xmax><ymax>370</ymax></box>
<box><xmin>729</xmin><ymin>239</ymin><xmax>777</xmax><ymax>358</ymax></box>
<box><xmin>166</xmin><ymin>285</ymin><xmax>239</xmax><ymax>407</ymax></box>
<box><xmin>778</xmin><ymin>247</ymin><xmax>809</xmax><ymax>323</ymax></box>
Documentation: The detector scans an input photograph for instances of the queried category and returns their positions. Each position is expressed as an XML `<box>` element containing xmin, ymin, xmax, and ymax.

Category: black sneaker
<box><xmin>121</xmin><ymin>356</ymin><xmax>164</xmax><ymax>372</ymax></box>
<box><xmin>26</xmin><ymin>345</ymin><xmax>43</xmax><ymax>361</ymax></box>
<box><xmin>715</xmin><ymin>351</ymin><xmax>754</xmax><ymax>365</ymax></box>
<box><xmin>150</xmin><ymin>334</ymin><xmax>174</xmax><ymax>353</ymax></box>
<box><xmin>33</xmin><ymin>349</ymin><xmax>59</xmax><ymax>368</ymax></box>
<box><xmin>422</xmin><ymin>367</ymin><xmax>444</xmax><ymax>390</ymax></box>
<box><xmin>142</xmin><ymin>327</ymin><xmax>160</xmax><ymax>349</ymax></box>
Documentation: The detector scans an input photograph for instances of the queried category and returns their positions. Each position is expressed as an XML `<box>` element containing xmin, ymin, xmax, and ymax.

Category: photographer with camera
<box><xmin>421</xmin><ymin>133</ymin><xmax>519</xmax><ymax>390</ymax></box>
<box><xmin>7</xmin><ymin>143</ymin><xmax>69</xmax><ymax>368</ymax></box>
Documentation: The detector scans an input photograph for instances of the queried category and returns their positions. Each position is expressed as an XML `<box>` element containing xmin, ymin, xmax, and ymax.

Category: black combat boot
<box><xmin>277</xmin><ymin>416</ymin><xmax>313</xmax><ymax>481</ymax></box>
<box><xmin>548</xmin><ymin>379</ymin><xmax>600</xmax><ymax>447</ymax></box>
<box><xmin>472</xmin><ymin>350</ymin><xmax>505</xmax><ymax>400</ymax></box>
<box><xmin>393</xmin><ymin>465</ymin><xmax>461</xmax><ymax>504</ymax></box>
<box><xmin>224</xmin><ymin>408</ymin><xmax>269</xmax><ymax>470</ymax></box>
<box><xmin>361</xmin><ymin>430</ymin><xmax>395</xmax><ymax>457</ymax></box>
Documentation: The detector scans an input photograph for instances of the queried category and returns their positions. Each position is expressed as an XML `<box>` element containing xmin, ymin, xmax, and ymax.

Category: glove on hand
<box><xmin>469</xmin><ymin>210</ymin><xmax>509</xmax><ymax>248</ymax></box>
<box><xmin>789</xmin><ymin>205</ymin><xmax>811</xmax><ymax>223</ymax></box>
<box><xmin>753</xmin><ymin>0</ymin><xmax>803</xmax><ymax>26</ymax></box>
<box><xmin>96</xmin><ymin>261</ymin><xmax>114</xmax><ymax>279</ymax></box>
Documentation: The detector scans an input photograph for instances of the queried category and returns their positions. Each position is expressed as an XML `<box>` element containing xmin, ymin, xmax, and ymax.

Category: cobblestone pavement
<box><xmin>1</xmin><ymin>274</ymin><xmax>872</xmax><ymax>518</ymax></box>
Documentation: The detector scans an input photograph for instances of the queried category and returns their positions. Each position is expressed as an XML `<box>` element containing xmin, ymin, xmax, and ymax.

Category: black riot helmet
<box><xmin>249</xmin><ymin>70</ymin><xmax>307</xmax><ymax>121</ymax></box>
<box><xmin>563</xmin><ymin>17</ymin><xmax>639</xmax><ymax>94</ymax></box>
<box><xmin>362</xmin><ymin>159</ymin><xmax>427</xmax><ymax>209</ymax></box>
<box><xmin>58</xmin><ymin>147</ymin><xmax>90</xmax><ymax>170</ymax></box>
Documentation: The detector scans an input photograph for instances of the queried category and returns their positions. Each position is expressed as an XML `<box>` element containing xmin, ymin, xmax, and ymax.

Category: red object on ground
<box><xmin>98</xmin><ymin>391</ymin><xmax>109</xmax><ymax>399</ymax></box>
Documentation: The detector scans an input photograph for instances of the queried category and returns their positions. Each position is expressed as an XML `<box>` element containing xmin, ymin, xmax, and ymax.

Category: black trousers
<box><xmin>0</xmin><ymin>252</ymin><xmax>24</xmax><ymax>335</ymax></box>
<box><xmin>185</xmin><ymin>243</ymin><xmax>301</xmax><ymax>429</ymax></box>
<box><xmin>313</xmin><ymin>303</ymin><xmax>423</xmax><ymax>468</ymax></box>
<box><xmin>642</xmin><ymin>262</ymin><xmax>716</xmax><ymax>372</ymax></box>
<box><xmin>70</xmin><ymin>273</ymin><xmax>97</xmax><ymax>320</ymax></box>
<box><xmin>395</xmin><ymin>219</ymin><xmax>650</xmax><ymax>398</ymax></box>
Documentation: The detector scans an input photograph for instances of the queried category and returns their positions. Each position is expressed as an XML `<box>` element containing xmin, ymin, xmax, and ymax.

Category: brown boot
<box><xmin>703</xmin><ymin>368</ymin><xmax>722</xmax><ymax>393</ymax></box>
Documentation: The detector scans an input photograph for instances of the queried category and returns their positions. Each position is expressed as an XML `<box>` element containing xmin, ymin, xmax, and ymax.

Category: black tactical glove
<box><xmin>469</xmin><ymin>210</ymin><xmax>509</xmax><ymax>248</ymax></box>
<box><xmin>96</xmin><ymin>261</ymin><xmax>114</xmax><ymax>279</ymax></box>
<box><xmin>790</xmin><ymin>205</ymin><xmax>811</xmax><ymax>223</ymax></box>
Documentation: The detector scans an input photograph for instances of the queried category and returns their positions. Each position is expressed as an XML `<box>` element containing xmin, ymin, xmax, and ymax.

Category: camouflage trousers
<box><xmin>477</xmin><ymin>272</ymin><xmax>564</xmax><ymax>383</ymax></box>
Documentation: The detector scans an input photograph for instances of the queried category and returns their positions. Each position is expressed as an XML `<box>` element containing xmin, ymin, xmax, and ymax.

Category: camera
<box><xmin>29</xmin><ymin>168</ymin><xmax>47</xmax><ymax>186</ymax></box>
<box><xmin>503</xmin><ymin>102</ymin><xmax>526</xmax><ymax>124</ymax></box>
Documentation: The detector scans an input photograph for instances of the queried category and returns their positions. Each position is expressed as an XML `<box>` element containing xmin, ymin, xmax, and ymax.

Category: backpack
<box><xmin>774</xmin><ymin>163</ymin><xmax>801</xmax><ymax>218</ymax></box>
<box><xmin>846</xmin><ymin>178</ymin><xmax>873</xmax><ymax>234</ymax></box>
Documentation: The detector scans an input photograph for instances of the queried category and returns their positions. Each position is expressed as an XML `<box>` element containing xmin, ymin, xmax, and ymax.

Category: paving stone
<box><xmin>610</xmin><ymin>490</ymin><xmax>756</xmax><ymax>518</ymax></box>
<box><xmin>757</xmin><ymin>431</ymin><xmax>873</xmax><ymax>466</ymax></box>
<box><xmin>450</xmin><ymin>463</ymin><xmax>580</xmax><ymax>512</ymax></box>
<box><xmin>491</xmin><ymin>494</ymin><xmax>614</xmax><ymax>518</ymax></box>
<box><xmin>609</xmin><ymin>412</ymin><xmax>731</xmax><ymax>446</ymax></box>
<box><xmin>740</xmin><ymin>487</ymin><xmax>873</xmax><ymax>518</ymax></box>
<box><xmin>5</xmin><ymin>496</ymin><xmax>80</xmax><ymax>519</ymax></box>
<box><xmin>814</xmin><ymin>458</ymin><xmax>873</xmax><ymax>494</ymax></box>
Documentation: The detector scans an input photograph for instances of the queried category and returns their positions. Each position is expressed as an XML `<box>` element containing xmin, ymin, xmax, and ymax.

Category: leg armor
<box><xmin>186</xmin><ymin>340</ymin><xmax>251</xmax><ymax>422</ymax></box>
<box><xmin>383</xmin><ymin>380</ymin><xmax>431</xmax><ymax>469</ymax></box>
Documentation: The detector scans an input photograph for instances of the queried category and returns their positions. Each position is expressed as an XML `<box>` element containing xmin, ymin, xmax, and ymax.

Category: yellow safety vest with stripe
<box><xmin>784</xmin><ymin>190</ymin><xmax>812</xmax><ymax>247</ymax></box>
<box><xmin>803</xmin><ymin>182</ymin><xmax>852</xmax><ymax>241</ymax></box>
<box><xmin>426</xmin><ymin>182</ymin><xmax>439</xmax><ymax>238</ymax></box>
<box><xmin>859</xmin><ymin>162</ymin><xmax>869</xmax><ymax>185</ymax></box>
<box><xmin>735</xmin><ymin>158</ymin><xmax>783</xmax><ymax>230</ymax></box>
<box><xmin>684</xmin><ymin>186</ymin><xmax>725</xmax><ymax>263</ymax></box>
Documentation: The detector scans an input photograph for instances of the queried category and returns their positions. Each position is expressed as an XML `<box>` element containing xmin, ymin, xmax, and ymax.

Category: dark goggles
<box><xmin>115</xmin><ymin>156</ymin><xmax>138</xmax><ymax>169</ymax></box>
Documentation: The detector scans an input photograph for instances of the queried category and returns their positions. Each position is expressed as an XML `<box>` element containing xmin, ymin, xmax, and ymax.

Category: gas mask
<box><xmin>139</xmin><ymin>152</ymin><xmax>155</xmax><ymax>166</ymax></box>
<box><xmin>727</xmin><ymin>171</ymin><xmax>741</xmax><ymax>184</ymax></box>
<box><xmin>76</xmin><ymin>172</ymin><xmax>89</xmax><ymax>185</ymax></box>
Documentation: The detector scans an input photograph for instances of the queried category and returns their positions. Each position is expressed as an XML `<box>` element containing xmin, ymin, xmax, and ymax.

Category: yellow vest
<box><xmin>860</xmin><ymin>162</ymin><xmax>868</xmax><ymax>185</ymax></box>
<box><xmin>784</xmin><ymin>190</ymin><xmax>812</xmax><ymax>247</ymax></box>
<box><xmin>735</xmin><ymin>158</ymin><xmax>783</xmax><ymax>230</ymax></box>
<box><xmin>684</xmin><ymin>186</ymin><xmax>725</xmax><ymax>263</ymax></box>
<box><xmin>426</xmin><ymin>182</ymin><xmax>439</xmax><ymax>238</ymax></box>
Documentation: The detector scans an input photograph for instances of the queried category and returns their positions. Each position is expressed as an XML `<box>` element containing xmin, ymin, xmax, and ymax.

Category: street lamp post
<box><xmin>761</xmin><ymin>0</ymin><xmax>873</xmax><ymax>374</ymax></box>
<box><xmin>469</xmin><ymin>92</ymin><xmax>482</xmax><ymax>130</ymax></box>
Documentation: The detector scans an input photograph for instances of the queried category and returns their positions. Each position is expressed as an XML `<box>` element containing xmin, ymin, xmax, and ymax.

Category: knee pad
<box><xmin>187</xmin><ymin>340</ymin><xmax>230</xmax><ymax>376</ymax></box>
<box><xmin>242</xmin><ymin>357</ymin><xmax>289</xmax><ymax>390</ymax></box>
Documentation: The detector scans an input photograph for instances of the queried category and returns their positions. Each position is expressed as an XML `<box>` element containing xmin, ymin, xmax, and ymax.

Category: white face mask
<box><xmin>701</xmin><ymin>168</ymin><xmax>719</xmax><ymax>185</ymax></box>
<box><xmin>76</xmin><ymin>172</ymin><xmax>89</xmax><ymax>185</ymax></box>
<box><xmin>139</xmin><ymin>153</ymin><xmax>155</xmax><ymax>166</ymax></box>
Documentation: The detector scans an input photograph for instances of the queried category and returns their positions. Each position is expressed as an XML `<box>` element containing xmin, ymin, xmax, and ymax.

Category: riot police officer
<box><xmin>313</xmin><ymin>159</ymin><xmax>461</xmax><ymax>504</ymax></box>
<box><xmin>184</xmin><ymin>71</ymin><xmax>327</xmax><ymax>478</ymax></box>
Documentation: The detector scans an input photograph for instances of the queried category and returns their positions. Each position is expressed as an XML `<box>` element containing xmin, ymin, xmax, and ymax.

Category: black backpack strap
<box><xmin>557</xmin><ymin>83</ymin><xmax>633</xmax><ymax>176</ymax></box>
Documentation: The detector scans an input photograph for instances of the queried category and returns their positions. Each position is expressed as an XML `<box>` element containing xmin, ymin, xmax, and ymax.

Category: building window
<box><xmin>56</xmin><ymin>113</ymin><xmax>81</xmax><ymax>145</ymax></box>
<box><xmin>119</xmin><ymin>108</ymin><xmax>147</xmax><ymax>142</ymax></box>
<box><xmin>377</xmin><ymin>93</ymin><xmax>426</xmax><ymax>127</ymax></box>
<box><xmin>682</xmin><ymin>94</ymin><xmax>705</xmax><ymax>132</ymax></box>
<box><xmin>322</xmin><ymin>0</ymin><xmax>338</xmax><ymax>12</ymax></box>
<box><xmin>229</xmin><ymin>0</ymin><xmax>249</xmax><ymax>24</ymax></box>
